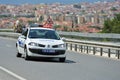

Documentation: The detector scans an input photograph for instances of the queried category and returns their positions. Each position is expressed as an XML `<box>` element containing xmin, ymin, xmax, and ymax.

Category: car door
<box><xmin>18</xmin><ymin>29</ymin><xmax>28</xmax><ymax>54</ymax></box>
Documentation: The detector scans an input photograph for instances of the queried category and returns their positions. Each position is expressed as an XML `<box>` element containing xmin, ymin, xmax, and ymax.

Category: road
<box><xmin>0</xmin><ymin>37</ymin><xmax>120</xmax><ymax>80</ymax></box>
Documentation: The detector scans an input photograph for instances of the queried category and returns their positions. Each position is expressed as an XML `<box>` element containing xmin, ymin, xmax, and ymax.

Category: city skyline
<box><xmin>0</xmin><ymin>0</ymin><xmax>114</xmax><ymax>5</ymax></box>
<box><xmin>0</xmin><ymin>0</ymin><xmax>119</xmax><ymax>33</ymax></box>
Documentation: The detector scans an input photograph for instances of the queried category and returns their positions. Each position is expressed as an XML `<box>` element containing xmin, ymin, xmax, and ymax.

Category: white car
<box><xmin>16</xmin><ymin>27</ymin><xmax>66</xmax><ymax>62</ymax></box>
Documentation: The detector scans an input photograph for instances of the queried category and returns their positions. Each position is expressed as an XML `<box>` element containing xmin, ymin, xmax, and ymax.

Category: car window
<box><xmin>28</xmin><ymin>29</ymin><xmax>60</xmax><ymax>40</ymax></box>
<box><xmin>22</xmin><ymin>29</ymin><xmax>28</xmax><ymax>37</ymax></box>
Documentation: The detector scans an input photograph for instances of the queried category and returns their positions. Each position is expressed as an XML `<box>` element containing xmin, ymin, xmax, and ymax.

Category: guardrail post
<box><xmin>75</xmin><ymin>44</ymin><xmax>77</xmax><ymax>51</ymax></box>
<box><xmin>70</xmin><ymin>44</ymin><xmax>72</xmax><ymax>50</ymax></box>
<box><xmin>116</xmin><ymin>50</ymin><xmax>120</xmax><ymax>59</ymax></box>
<box><xmin>100</xmin><ymin>48</ymin><xmax>103</xmax><ymax>56</ymax></box>
<box><xmin>108</xmin><ymin>49</ymin><xmax>111</xmax><ymax>58</ymax></box>
<box><xmin>87</xmin><ymin>46</ymin><xmax>89</xmax><ymax>54</ymax></box>
<box><xmin>81</xmin><ymin>45</ymin><xmax>83</xmax><ymax>52</ymax></box>
<box><xmin>93</xmin><ymin>47</ymin><xmax>96</xmax><ymax>55</ymax></box>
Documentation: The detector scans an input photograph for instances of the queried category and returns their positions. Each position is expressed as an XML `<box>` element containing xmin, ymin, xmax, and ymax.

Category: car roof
<box><xmin>29</xmin><ymin>27</ymin><xmax>55</xmax><ymax>31</ymax></box>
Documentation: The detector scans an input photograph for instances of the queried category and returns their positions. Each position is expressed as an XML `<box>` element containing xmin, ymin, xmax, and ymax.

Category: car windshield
<box><xmin>28</xmin><ymin>29</ymin><xmax>60</xmax><ymax>40</ymax></box>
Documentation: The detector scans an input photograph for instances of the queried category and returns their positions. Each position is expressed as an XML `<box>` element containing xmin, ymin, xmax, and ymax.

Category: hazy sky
<box><xmin>0</xmin><ymin>0</ymin><xmax>114</xmax><ymax>4</ymax></box>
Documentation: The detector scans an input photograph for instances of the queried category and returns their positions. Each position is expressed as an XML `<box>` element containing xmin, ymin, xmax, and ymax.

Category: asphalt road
<box><xmin>0</xmin><ymin>37</ymin><xmax>120</xmax><ymax>80</ymax></box>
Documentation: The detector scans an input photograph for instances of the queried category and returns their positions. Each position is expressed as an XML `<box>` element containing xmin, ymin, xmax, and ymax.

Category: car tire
<box><xmin>59</xmin><ymin>57</ymin><xmax>66</xmax><ymax>62</ymax></box>
<box><xmin>24</xmin><ymin>48</ymin><xmax>29</xmax><ymax>60</ymax></box>
<box><xmin>16</xmin><ymin>45</ymin><xmax>22</xmax><ymax>57</ymax></box>
<box><xmin>16</xmin><ymin>52</ymin><xmax>22</xmax><ymax>57</ymax></box>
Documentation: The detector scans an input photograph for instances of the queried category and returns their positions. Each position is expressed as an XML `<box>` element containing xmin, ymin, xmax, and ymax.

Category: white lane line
<box><xmin>0</xmin><ymin>66</ymin><xmax>27</xmax><ymax>80</ymax></box>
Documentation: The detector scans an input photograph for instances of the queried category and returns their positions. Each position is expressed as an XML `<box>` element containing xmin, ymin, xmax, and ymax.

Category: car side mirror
<box><xmin>21</xmin><ymin>35</ymin><xmax>26</xmax><ymax>39</ymax></box>
<box><xmin>61</xmin><ymin>37</ymin><xmax>66</xmax><ymax>41</ymax></box>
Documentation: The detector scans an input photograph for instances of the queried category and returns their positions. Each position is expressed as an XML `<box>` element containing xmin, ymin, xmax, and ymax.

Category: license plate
<box><xmin>42</xmin><ymin>49</ymin><xmax>55</xmax><ymax>53</ymax></box>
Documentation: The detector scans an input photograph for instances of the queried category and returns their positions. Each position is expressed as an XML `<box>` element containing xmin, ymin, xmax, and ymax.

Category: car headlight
<box><xmin>58</xmin><ymin>44</ymin><xmax>65</xmax><ymax>48</ymax></box>
<box><xmin>28</xmin><ymin>42</ymin><xmax>38</xmax><ymax>46</ymax></box>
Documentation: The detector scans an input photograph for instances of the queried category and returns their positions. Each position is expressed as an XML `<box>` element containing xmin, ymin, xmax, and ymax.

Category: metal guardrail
<box><xmin>58</xmin><ymin>31</ymin><xmax>120</xmax><ymax>39</ymax></box>
<box><xmin>0</xmin><ymin>32</ymin><xmax>20</xmax><ymax>39</ymax></box>
<box><xmin>0</xmin><ymin>29</ymin><xmax>14</xmax><ymax>32</ymax></box>
<box><xmin>65</xmin><ymin>39</ymin><xmax>120</xmax><ymax>59</ymax></box>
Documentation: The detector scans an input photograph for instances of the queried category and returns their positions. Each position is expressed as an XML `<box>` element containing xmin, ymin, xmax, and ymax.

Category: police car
<box><xmin>16</xmin><ymin>27</ymin><xmax>66</xmax><ymax>62</ymax></box>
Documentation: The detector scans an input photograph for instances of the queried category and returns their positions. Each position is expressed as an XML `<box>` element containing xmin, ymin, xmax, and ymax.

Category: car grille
<box><xmin>38</xmin><ymin>44</ymin><xmax>58</xmax><ymax>48</ymax></box>
<box><xmin>38</xmin><ymin>44</ymin><xmax>45</xmax><ymax>47</ymax></box>
<box><xmin>29</xmin><ymin>48</ymin><xmax>65</xmax><ymax>55</ymax></box>
<box><xmin>52</xmin><ymin>45</ymin><xmax>58</xmax><ymax>48</ymax></box>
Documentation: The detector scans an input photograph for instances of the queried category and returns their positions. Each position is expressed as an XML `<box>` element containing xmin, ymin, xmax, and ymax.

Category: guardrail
<box><xmin>0</xmin><ymin>32</ymin><xmax>20</xmax><ymax>39</ymax></box>
<box><xmin>65</xmin><ymin>39</ymin><xmax>120</xmax><ymax>59</ymax></box>
<box><xmin>58</xmin><ymin>31</ymin><xmax>120</xmax><ymax>39</ymax></box>
<box><xmin>0</xmin><ymin>29</ymin><xmax>14</xmax><ymax>32</ymax></box>
<box><xmin>58</xmin><ymin>31</ymin><xmax>120</xmax><ymax>42</ymax></box>
<box><xmin>0</xmin><ymin>31</ymin><xmax>120</xmax><ymax>59</ymax></box>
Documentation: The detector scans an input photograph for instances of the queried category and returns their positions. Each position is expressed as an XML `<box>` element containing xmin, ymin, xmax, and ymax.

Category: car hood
<box><xmin>29</xmin><ymin>39</ymin><xmax>64</xmax><ymax>45</ymax></box>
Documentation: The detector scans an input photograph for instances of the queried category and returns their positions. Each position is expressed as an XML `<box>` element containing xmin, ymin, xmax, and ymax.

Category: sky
<box><xmin>0</xmin><ymin>0</ymin><xmax>114</xmax><ymax>5</ymax></box>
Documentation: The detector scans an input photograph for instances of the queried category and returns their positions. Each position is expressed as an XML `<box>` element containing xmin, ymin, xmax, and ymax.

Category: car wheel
<box><xmin>59</xmin><ymin>57</ymin><xmax>66</xmax><ymax>62</ymax></box>
<box><xmin>24</xmin><ymin>48</ymin><xmax>29</xmax><ymax>60</ymax></box>
<box><xmin>16</xmin><ymin>45</ymin><xmax>22</xmax><ymax>57</ymax></box>
<box><xmin>16</xmin><ymin>52</ymin><xmax>22</xmax><ymax>57</ymax></box>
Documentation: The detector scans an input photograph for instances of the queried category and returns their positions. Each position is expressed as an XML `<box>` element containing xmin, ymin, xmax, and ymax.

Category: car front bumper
<box><xmin>27</xmin><ymin>48</ymin><xmax>66</xmax><ymax>58</ymax></box>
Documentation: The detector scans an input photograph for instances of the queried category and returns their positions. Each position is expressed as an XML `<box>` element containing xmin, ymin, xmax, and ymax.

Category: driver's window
<box><xmin>22</xmin><ymin>29</ymin><xmax>28</xmax><ymax>37</ymax></box>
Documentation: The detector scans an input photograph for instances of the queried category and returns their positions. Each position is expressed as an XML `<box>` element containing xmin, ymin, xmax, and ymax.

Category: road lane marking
<box><xmin>0</xmin><ymin>66</ymin><xmax>26</xmax><ymax>80</ymax></box>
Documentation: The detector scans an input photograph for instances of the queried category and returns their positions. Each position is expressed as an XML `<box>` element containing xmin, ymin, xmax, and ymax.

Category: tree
<box><xmin>102</xmin><ymin>19</ymin><xmax>113</xmax><ymax>33</ymax></box>
<box><xmin>101</xmin><ymin>13</ymin><xmax>120</xmax><ymax>33</ymax></box>
<box><xmin>39</xmin><ymin>15</ymin><xmax>44</xmax><ymax>22</ymax></box>
<box><xmin>110</xmin><ymin>7</ymin><xmax>117</xmax><ymax>11</ymax></box>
